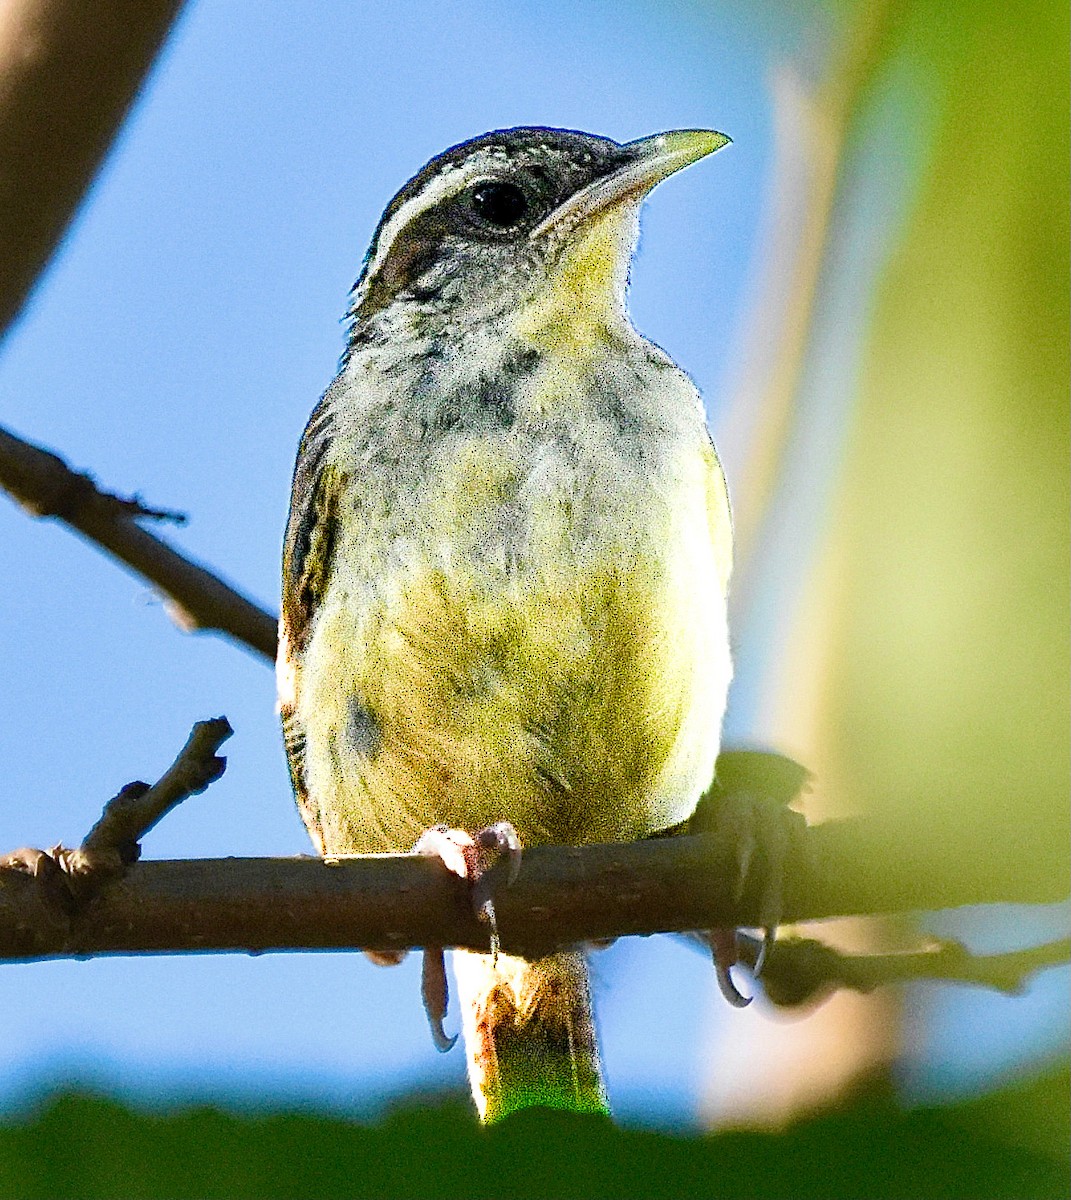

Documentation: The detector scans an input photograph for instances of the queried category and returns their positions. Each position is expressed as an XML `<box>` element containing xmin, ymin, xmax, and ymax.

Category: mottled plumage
<box><xmin>278</xmin><ymin>126</ymin><xmax>732</xmax><ymax>1120</ymax></box>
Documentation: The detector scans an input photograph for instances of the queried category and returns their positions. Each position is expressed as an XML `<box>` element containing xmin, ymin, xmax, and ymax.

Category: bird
<box><xmin>277</xmin><ymin>125</ymin><xmax>733</xmax><ymax>1122</ymax></box>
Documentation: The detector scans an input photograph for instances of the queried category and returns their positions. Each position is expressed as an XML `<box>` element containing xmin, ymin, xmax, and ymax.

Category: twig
<box><xmin>0</xmin><ymin>425</ymin><xmax>278</xmax><ymax>659</ymax></box>
<box><xmin>733</xmin><ymin>933</ymin><xmax>1071</xmax><ymax>1008</ymax></box>
<box><xmin>108</xmin><ymin>494</ymin><xmax>188</xmax><ymax>525</ymax></box>
<box><xmin>1</xmin><ymin>717</ymin><xmax>233</xmax><ymax>916</ymax></box>
<box><xmin>81</xmin><ymin>717</ymin><xmax>233</xmax><ymax>856</ymax></box>
<box><xmin>0</xmin><ymin>0</ymin><xmax>187</xmax><ymax>338</ymax></box>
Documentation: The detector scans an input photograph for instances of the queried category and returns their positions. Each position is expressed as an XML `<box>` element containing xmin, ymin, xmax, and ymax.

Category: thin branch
<box><xmin>0</xmin><ymin>0</ymin><xmax>187</xmax><ymax>338</ymax></box>
<box><xmin>103</xmin><ymin>494</ymin><xmax>189</xmax><ymax>525</ymax></box>
<box><xmin>0</xmin><ymin>424</ymin><xmax>278</xmax><ymax>659</ymax></box>
<box><xmin>732</xmin><ymin>933</ymin><xmax>1071</xmax><ymax>1008</ymax></box>
<box><xmin>0</xmin><ymin>717</ymin><xmax>232</xmax><ymax>913</ymax></box>
<box><xmin>81</xmin><ymin>717</ymin><xmax>233</xmax><ymax>856</ymax></box>
<box><xmin>0</xmin><ymin>3</ymin><xmax>274</xmax><ymax>657</ymax></box>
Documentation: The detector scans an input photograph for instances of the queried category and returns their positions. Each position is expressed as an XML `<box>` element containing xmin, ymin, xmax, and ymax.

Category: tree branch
<box><xmin>732</xmin><ymin>932</ymin><xmax>1071</xmax><ymax>1008</ymax></box>
<box><xmin>0</xmin><ymin>424</ymin><xmax>278</xmax><ymax>659</ymax></box>
<box><xmin>2</xmin><ymin>729</ymin><xmax>1065</xmax><ymax>1011</ymax></box>
<box><xmin>0</xmin><ymin>2</ymin><xmax>277</xmax><ymax>657</ymax></box>
<box><xmin>81</xmin><ymin>717</ymin><xmax>233</xmax><ymax>858</ymax></box>
<box><xmin>0</xmin><ymin>0</ymin><xmax>187</xmax><ymax>338</ymax></box>
<box><xmin>2</xmin><ymin>819</ymin><xmax>1066</xmax><ymax>966</ymax></box>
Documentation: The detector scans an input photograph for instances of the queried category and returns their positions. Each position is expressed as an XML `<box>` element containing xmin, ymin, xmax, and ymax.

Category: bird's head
<box><xmin>346</xmin><ymin>126</ymin><xmax>729</xmax><ymax>352</ymax></box>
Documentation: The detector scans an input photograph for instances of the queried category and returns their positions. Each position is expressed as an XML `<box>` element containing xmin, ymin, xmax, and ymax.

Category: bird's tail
<box><xmin>452</xmin><ymin>948</ymin><xmax>608</xmax><ymax>1122</ymax></box>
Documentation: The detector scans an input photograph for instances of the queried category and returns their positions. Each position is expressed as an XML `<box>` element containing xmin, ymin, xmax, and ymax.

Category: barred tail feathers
<box><xmin>452</xmin><ymin>949</ymin><xmax>608</xmax><ymax>1122</ymax></box>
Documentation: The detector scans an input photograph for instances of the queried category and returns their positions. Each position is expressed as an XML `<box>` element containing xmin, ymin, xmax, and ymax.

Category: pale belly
<box><xmin>297</xmin><ymin>427</ymin><xmax>731</xmax><ymax>855</ymax></box>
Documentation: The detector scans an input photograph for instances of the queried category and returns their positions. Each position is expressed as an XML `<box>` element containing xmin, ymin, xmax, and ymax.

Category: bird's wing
<box><xmin>278</xmin><ymin>397</ymin><xmax>344</xmax><ymax>853</ymax></box>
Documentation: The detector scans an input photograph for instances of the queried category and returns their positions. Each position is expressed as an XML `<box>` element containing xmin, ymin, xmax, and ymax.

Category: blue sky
<box><xmin>0</xmin><ymin>0</ymin><xmax>1064</xmax><ymax>1124</ymax></box>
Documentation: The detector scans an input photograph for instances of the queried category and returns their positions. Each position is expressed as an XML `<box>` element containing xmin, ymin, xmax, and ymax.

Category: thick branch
<box><xmin>0</xmin><ymin>0</ymin><xmax>186</xmax><ymax>337</ymax></box>
<box><xmin>1</xmin><ymin>820</ymin><xmax>1066</xmax><ymax>965</ymax></box>
<box><xmin>0</xmin><ymin>425</ymin><xmax>278</xmax><ymax>659</ymax></box>
<box><xmin>1</xmin><ymin>733</ymin><xmax>1064</xmax><ymax>1004</ymax></box>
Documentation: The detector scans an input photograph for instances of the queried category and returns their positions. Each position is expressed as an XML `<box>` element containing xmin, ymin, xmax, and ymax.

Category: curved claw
<box><xmin>429</xmin><ymin>1017</ymin><xmax>458</xmax><ymax>1056</ymax></box>
<box><xmin>708</xmin><ymin>927</ymin><xmax>753</xmax><ymax>1007</ymax></box>
<box><xmin>753</xmin><ymin>926</ymin><xmax>776</xmax><ymax>977</ymax></box>
<box><xmin>421</xmin><ymin>947</ymin><xmax>458</xmax><ymax>1053</ymax></box>
<box><xmin>715</xmin><ymin>958</ymin><xmax>753</xmax><ymax>1009</ymax></box>
<box><xmin>471</xmin><ymin>872</ymin><xmax>504</xmax><ymax>964</ymax></box>
<box><xmin>430</xmin><ymin>1020</ymin><xmax>459</xmax><ymax>1054</ymax></box>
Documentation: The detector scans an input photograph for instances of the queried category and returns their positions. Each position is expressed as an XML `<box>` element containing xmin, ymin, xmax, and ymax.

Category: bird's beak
<box><xmin>530</xmin><ymin>128</ymin><xmax>730</xmax><ymax>243</ymax></box>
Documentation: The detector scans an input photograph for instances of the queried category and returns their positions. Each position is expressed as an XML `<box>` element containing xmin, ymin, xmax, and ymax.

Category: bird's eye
<box><xmin>469</xmin><ymin>182</ymin><xmax>529</xmax><ymax>228</ymax></box>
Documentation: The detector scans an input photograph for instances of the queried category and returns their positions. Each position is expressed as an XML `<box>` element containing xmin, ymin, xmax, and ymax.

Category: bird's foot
<box><xmin>413</xmin><ymin>822</ymin><xmax>523</xmax><ymax>1051</ymax></box>
<box><xmin>365</xmin><ymin>949</ymin><xmax>407</xmax><ymax>966</ymax></box>
<box><xmin>690</xmin><ymin>753</ymin><xmax>809</xmax><ymax>1007</ymax></box>
<box><xmin>704</xmin><ymin>925</ymin><xmax>778</xmax><ymax>1007</ymax></box>
<box><xmin>419</xmin><ymin>945</ymin><xmax>457</xmax><ymax>1052</ymax></box>
<box><xmin>415</xmin><ymin>822</ymin><xmax>522</xmax><ymax>961</ymax></box>
<box><xmin>703</xmin><ymin>786</ymin><xmax>785</xmax><ymax>1007</ymax></box>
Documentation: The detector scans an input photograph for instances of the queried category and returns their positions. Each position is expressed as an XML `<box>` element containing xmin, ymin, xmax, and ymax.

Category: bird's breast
<box><xmin>298</xmin><ymin>358</ymin><xmax>731</xmax><ymax>853</ymax></box>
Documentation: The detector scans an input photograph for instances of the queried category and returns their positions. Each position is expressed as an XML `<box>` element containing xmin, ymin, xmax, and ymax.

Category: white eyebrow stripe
<box><xmin>360</xmin><ymin>149</ymin><xmax>513</xmax><ymax>288</ymax></box>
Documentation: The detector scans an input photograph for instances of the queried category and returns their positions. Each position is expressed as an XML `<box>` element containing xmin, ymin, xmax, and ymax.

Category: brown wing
<box><xmin>278</xmin><ymin>397</ymin><xmax>344</xmax><ymax>852</ymax></box>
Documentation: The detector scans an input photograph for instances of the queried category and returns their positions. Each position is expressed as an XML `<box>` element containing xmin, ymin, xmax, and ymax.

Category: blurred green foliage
<box><xmin>827</xmin><ymin>0</ymin><xmax>1069</xmax><ymax>902</ymax></box>
<box><xmin>1</xmin><ymin>1064</ymin><xmax>1067</xmax><ymax>1199</ymax></box>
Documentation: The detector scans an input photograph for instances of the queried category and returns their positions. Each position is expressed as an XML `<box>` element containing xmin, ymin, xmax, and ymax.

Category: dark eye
<box><xmin>470</xmin><ymin>182</ymin><xmax>529</xmax><ymax>227</ymax></box>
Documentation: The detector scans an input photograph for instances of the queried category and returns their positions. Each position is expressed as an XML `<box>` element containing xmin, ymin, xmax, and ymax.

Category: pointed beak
<box><xmin>530</xmin><ymin>128</ymin><xmax>730</xmax><ymax>242</ymax></box>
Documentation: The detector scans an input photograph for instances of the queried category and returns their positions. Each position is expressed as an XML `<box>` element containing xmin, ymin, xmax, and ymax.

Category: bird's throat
<box><xmin>513</xmin><ymin>208</ymin><xmax>635</xmax><ymax>354</ymax></box>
